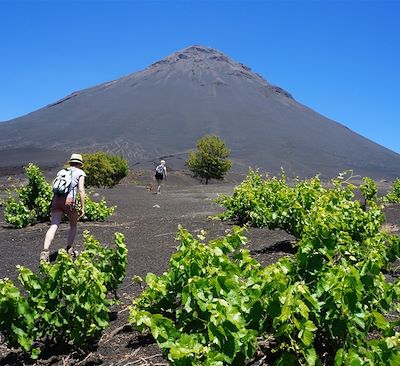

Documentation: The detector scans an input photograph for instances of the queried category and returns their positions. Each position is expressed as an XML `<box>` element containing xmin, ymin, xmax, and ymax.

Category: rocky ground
<box><xmin>0</xmin><ymin>170</ymin><xmax>399</xmax><ymax>366</ymax></box>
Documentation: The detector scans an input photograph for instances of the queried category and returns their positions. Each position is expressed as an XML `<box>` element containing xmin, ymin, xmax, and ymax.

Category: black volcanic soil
<box><xmin>0</xmin><ymin>170</ymin><xmax>399</xmax><ymax>366</ymax></box>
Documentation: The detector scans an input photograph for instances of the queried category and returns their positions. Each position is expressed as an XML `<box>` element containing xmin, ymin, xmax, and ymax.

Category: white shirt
<box><xmin>55</xmin><ymin>166</ymin><xmax>86</xmax><ymax>199</ymax></box>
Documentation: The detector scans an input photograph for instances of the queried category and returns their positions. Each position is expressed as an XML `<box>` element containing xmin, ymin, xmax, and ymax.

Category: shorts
<box><xmin>51</xmin><ymin>196</ymin><xmax>78</xmax><ymax>225</ymax></box>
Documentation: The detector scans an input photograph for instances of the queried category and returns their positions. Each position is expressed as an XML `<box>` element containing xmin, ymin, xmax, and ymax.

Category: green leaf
<box><xmin>226</xmin><ymin>307</ymin><xmax>242</xmax><ymax>327</ymax></box>
<box><xmin>304</xmin><ymin>320</ymin><xmax>317</xmax><ymax>332</ymax></box>
<box><xmin>372</xmin><ymin>310</ymin><xmax>388</xmax><ymax>330</ymax></box>
<box><xmin>352</xmin><ymin>312</ymin><xmax>366</xmax><ymax>330</ymax></box>
<box><xmin>346</xmin><ymin>349</ymin><xmax>363</xmax><ymax>366</ymax></box>
<box><xmin>279</xmin><ymin>304</ymin><xmax>291</xmax><ymax>322</ymax></box>
<box><xmin>30</xmin><ymin>347</ymin><xmax>41</xmax><ymax>359</ymax></box>
<box><xmin>301</xmin><ymin>329</ymin><xmax>314</xmax><ymax>346</ymax></box>
<box><xmin>297</xmin><ymin>299</ymin><xmax>310</xmax><ymax>319</ymax></box>
<box><xmin>334</xmin><ymin>348</ymin><xmax>344</xmax><ymax>366</ymax></box>
<box><xmin>304</xmin><ymin>347</ymin><xmax>318</xmax><ymax>366</ymax></box>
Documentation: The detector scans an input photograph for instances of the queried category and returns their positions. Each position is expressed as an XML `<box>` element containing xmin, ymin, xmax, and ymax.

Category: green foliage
<box><xmin>0</xmin><ymin>279</ymin><xmax>38</xmax><ymax>357</ymax></box>
<box><xmin>82</xmin><ymin>151</ymin><xmax>128</xmax><ymax>188</ymax></box>
<box><xmin>130</xmin><ymin>171</ymin><xmax>400</xmax><ymax>365</ymax></box>
<box><xmin>108</xmin><ymin>154</ymin><xmax>129</xmax><ymax>183</ymax></box>
<box><xmin>82</xmin><ymin>231</ymin><xmax>128</xmax><ymax>298</ymax></box>
<box><xmin>385</xmin><ymin>178</ymin><xmax>400</xmax><ymax>203</ymax></box>
<box><xmin>0</xmin><ymin>232</ymin><xmax>127</xmax><ymax>358</ymax></box>
<box><xmin>360</xmin><ymin>177</ymin><xmax>378</xmax><ymax>206</ymax></box>
<box><xmin>4</xmin><ymin>163</ymin><xmax>52</xmax><ymax>228</ymax></box>
<box><xmin>3</xmin><ymin>195</ymin><xmax>36</xmax><ymax>228</ymax></box>
<box><xmin>186</xmin><ymin>135</ymin><xmax>232</xmax><ymax>184</ymax></box>
<box><xmin>334</xmin><ymin>336</ymin><xmax>400</xmax><ymax>366</ymax></box>
<box><xmin>130</xmin><ymin>227</ymin><xmax>260</xmax><ymax>365</ymax></box>
<box><xmin>216</xmin><ymin>169</ymin><xmax>325</xmax><ymax>238</ymax></box>
<box><xmin>19</xmin><ymin>163</ymin><xmax>54</xmax><ymax>220</ymax></box>
<box><xmin>82</xmin><ymin>196</ymin><xmax>115</xmax><ymax>222</ymax></box>
<box><xmin>2</xmin><ymin>163</ymin><xmax>114</xmax><ymax>228</ymax></box>
<box><xmin>18</xmin><ymin>255</ymin><xmax>110</xmax><ymax>350</ymax></box>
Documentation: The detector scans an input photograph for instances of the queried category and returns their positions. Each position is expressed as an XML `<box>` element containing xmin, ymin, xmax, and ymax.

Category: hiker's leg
<box><xmin>43</xmin><ymin>210</ymin><xmax>63</xmax><ymax>250</ymax></box>
<box><xmin>66</xmin><ymin>210</ymin><xmax>79</xmax><ymax>248</ymax></box>
<box><xmin>67</xmin><ymin>225</ymin><xmax>77</xmax><ymax>247</ymax></box>
<box><xmin>153</xmin><ymin>178</ymin><xmax>158</xmax><ymax>192</ymax></box>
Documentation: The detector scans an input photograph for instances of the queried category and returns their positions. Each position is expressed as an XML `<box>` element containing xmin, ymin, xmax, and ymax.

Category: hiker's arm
<box><xmin>78</xmin><ymin>175</ymin><xmax>85</xmax><ymax>217</ymax></box>
<box><xmin>164</xmin><ymin>167</ymin><xmax>167</xmax><ymax>180</ymax></box>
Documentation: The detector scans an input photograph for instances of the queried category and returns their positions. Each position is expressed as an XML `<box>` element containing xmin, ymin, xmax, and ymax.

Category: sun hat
<box><xmin>69</xmin><ymin>153</ymin><xmax>83</xmax><ymax>165</ymax></box>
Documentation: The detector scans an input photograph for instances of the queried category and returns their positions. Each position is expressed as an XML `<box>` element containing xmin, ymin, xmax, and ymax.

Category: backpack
<box><xmin>52</xmin><ymin>168</ymin><xmax>73</xmax><ymax>197</ymax></box>
<box><xmin>155</xmin><ymin>164</ymin><xmax>164</xmax><ymax>179</ymax></box>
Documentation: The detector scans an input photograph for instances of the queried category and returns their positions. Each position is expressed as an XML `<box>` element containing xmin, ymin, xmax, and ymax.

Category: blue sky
<box><xmin>1</xmin><ymin>1</ymin><xmax>399</xmax><ymax>153</ymax></box>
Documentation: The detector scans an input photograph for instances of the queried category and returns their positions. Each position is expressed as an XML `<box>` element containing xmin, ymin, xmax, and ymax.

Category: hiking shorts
<box><xmin>51</xmin><ymin>196</ymin><xmax>78</xmax><ymax>225</ymax></box>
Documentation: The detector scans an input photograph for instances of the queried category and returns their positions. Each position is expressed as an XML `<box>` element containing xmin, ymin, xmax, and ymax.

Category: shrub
<box><xmin>215</xmin><ymin>169</ymin><xmax>325</xmax><ymax>238</ymax></box>
<box><xmin>108</xmin><ymin>154</ymin><xmax>129</xmax><ymax>183</ymax></box>
<box><xmin>3</xmin><ymin>163</ymin><xmax>52</xmax><ymax>228</ymax></box>
<box><xmin>18</xmin><ymin>163</ymin><xmax>53</xmax><ymax>220</ymax></box>
<box><xmin>4</xmin><ymin>196</ymin><xmax>36</xmax><ymax>229</ymax></box>
<box><xmin>82</xmin><ymin>231</ymin><xmax>127</xmax><ymax>298</ymax></box>
<box><xmin>81</xmin><ymin>196</ymin><xmax>115</xmax><ymax>222</ymax></box>
<box><xmin>130</xmin><ymin>224</ymin><xmax>400</xmax><ymax>365</ymax></box>
<box><xmin>360</xmin><ymin>176</ymin><xmax>378</xmax><ymax>207</ymax></box>
<box><xmin>130</xmin><ymin>227</ymin><xmax>259</xmax><ymax>365</ymax></box>
<box><xmin>385</xmin><ymin>178</ymin><xmax>400</xmax><ymax>203</ymax></box>
<box><xmin>0</xmin><ymin>232</ymin><xmax>127</xmax><ymax>358</ymax></box>
<box><xmin>129</xmin><ymin>173</ymin><xmax>400</xmax><ymax>365</ymax></box>
<box><xmin>82</xmin><ymin>152</ymin><xmax>128</xmax><ymax>188</ymax></box>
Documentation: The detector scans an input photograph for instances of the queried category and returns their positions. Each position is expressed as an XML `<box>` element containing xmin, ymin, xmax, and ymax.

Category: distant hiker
<box><xmin>153</xmin><ymin>160</ymin><xmax>167</xmax><ymax>194</ymax></box>
<box><xmin>40</xmin><ymin>153</ymin><xmax>86</xmax><ymax>262</ymax></box>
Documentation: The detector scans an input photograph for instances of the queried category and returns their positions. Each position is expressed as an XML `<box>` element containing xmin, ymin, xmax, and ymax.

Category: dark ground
<box><xmin>0</xmin><ymin>170</ymin><xmax>399</xmax><ymax>366</ymax></box>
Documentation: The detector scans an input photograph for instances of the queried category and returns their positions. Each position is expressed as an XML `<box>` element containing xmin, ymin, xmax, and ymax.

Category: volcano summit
<box><xmin>0</xmin><ymin>45</ymin><xmax>399</xmax><ymax>178</ymax></box>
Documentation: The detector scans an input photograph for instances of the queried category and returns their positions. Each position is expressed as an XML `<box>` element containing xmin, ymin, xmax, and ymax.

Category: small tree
<box><xmin>187</xmin><ymin>135</ymin><xmax>232</xmax><ymax>184</ymax></box>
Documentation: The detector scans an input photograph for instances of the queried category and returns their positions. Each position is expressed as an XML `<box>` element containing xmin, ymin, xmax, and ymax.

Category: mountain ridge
<box><xmin>41</xmin><ymin>45</ymin><xmax>294</xmax><ymax>109</ymax></box>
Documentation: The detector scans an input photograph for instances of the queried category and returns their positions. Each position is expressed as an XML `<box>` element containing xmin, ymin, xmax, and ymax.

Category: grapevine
<box><xmin>130</xmin><ymin>171</ymin><xmax>400</xmax><ymax>365</ymax></box>
<box><xmin>385</xmin><ymin>178</ymin><xmax>400</xmax><ymax>203</ymax></box>
<box><xmin>0</xmin><ymin>232</ymin><xmax>127</xmax><ymax>359</ymax></box>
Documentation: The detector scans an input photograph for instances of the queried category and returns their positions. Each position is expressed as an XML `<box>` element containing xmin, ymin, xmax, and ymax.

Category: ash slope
<box><xmin>0</xmin><ymin>45</ymin><xmax>399</xmax><ymax>178</ymax></box>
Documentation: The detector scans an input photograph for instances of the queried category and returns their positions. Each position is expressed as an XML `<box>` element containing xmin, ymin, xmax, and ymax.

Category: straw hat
<box><xmin>69</xmin><ymin>153</ymin><xmax>83</xmax><ymax>165</ymax></box>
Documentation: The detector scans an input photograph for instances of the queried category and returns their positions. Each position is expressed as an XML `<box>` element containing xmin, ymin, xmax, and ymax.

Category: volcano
<box><xmin>0</xmin><ymin>45</ymin><xmax>399</xmax><ymax>178</ymax></box>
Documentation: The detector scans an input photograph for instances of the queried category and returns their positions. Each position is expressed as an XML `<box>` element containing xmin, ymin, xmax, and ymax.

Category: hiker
<box><xmin>153</xmin><ymin>159</ymin><xmax>167</xmax><ymax>194</ymax></box>
<box><xmin>40</xmin><ymin>153</ymin><xmax>86</xmax><ymax>262</ymax></box>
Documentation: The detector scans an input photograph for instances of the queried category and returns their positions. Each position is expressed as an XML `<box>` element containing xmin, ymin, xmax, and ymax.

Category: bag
<box><xmin>155</xmin><ymin>164</ymin><xmax>164</xmax><ymax>179</ymax></box>
<box><xmin>52</xmin><ymin>168</ymin><xmax>73</xmax><ymax>196</ymax></box>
